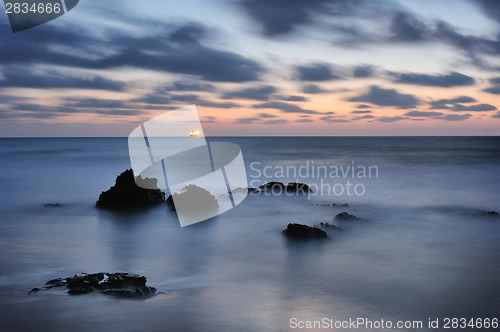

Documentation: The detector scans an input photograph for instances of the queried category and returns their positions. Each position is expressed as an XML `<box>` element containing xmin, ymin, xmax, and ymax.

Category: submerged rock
<box><xmin>282</xmin><ymin>223</ymin><xmax>330</xmax><ymax>240</ymax></box>
<box><xmin>44</xmin><ymin>203</ymin><xmax>62</xmax><ymax>208</ymax></box>
<box><xmin>30</xmin><ymin>272</ymin><xmax>157</xmax><ymax>299</ymax></box>
<box><xmin>96</xmin><ymin>169</ymin><xmax>165</xmax><ymax>209</ymax></box>
<box><xmin>253</xmin><ymin>182</ymin><xmax>312</xmax><ymax>195</ymax></box>
<box><xmin>334</xmin><ymin>212</ymin><xmax>367</xmax><ymax>222</ymax></box>
<box><xmin>317</xmin><ymin>222</ymin><xmax>344</xmax><ymax>232</ymax></box>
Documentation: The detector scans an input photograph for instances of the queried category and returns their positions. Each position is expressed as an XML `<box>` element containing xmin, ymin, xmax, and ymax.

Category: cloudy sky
<box><xmin>1</xmin><ymin>0</ymin><xmax>499</xmax><ymax>136</ymax></box>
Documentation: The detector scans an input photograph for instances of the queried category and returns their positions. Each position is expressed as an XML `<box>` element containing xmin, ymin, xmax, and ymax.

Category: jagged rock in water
<box><xmin>44</xmin><ymin>203</ymin><xmax>62</xmax><ymax>208</ymax></box>
<box><xmin>256</xmin><ymin>182</ymin><xmax>312</xmax><ymax>195</ymax></box>
<box><xmin>29</xmin><ymin>272</ymin><xmax>157</xmax><ymax>298</ymax></box>
<box><xmin>317</xmin><ymin>222</ymin><xmax>344</xmax><ymax>232</ymax></box>
<box><xmin>282</xmin><ymin>223</ymin><xmax>330</xmax><ymax>240</ymax></box>
<box><xmin>334</xmin><ymin>212</ymin><xmax>367</xmax><ymax>222</ymax></box>
<box><xmin>169</xmin><ymin>184</ymin><xmax>219</xmax><ymax>216</ymax></box>
<box><xmin>96</xmin><ymin>169</ymin><xmax>165</xmax><ymax>209</ymax></box>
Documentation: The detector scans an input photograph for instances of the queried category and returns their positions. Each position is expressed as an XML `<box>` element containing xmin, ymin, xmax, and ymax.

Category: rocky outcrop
<box><xmin>316</xmin><ymin>222</ymin><xmax>344</xmax><ymax>232</ymax></box>
<box><xmin>44</xmin><ymin>203</ymin><xmax>62</xmax><ymax>208</ymax></box>
<box><xmin>96</xmin><ymin>169</ymin><xmax>165</xmax><ymax>209</ymax></box>
<box><xmin>29</xmin><ymin>272</ymin><xmax>157</xmax><ymax>298</ymax></box>
<box><xmin>334</xmin><ymin>212</ymin><xmax>367</xmax><ymax>222</ymax></box>
<box><xmin>282</xmin><ymin>223</ymin><xmax>330</xmax><ymax>240</ymax></box>
<box><xmin>249</xmin><ymin>182</ymin><xmax>312</xmax><ymax>195</ymax></box>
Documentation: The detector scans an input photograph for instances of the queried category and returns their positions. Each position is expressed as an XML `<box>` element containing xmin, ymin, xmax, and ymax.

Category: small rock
<box><xmin>30</xmin><ymin>272</ymin><xmax>157</xmax><ymax>299</ymax></box>
<box><xmin>96</xmin><ymin>170</ymin><xmax>165</xmax><ymax>209</ymax></box>
<box><xmin>44</xmin><ymin>203</ymin><xmax>61</xmax><ymax>208</ymax></box>
<box><xmin>317</xmin><ymin>222</ymin><xmax>344</xmax><ymax>231</ymax></box>
<box><xmin>334</xmin><ymin>212</ymin><xmax>366</xmax><ymax>222</ymax></box>
<box><xmin>282</xmin><ymin>223</ymin><xmax>330</xmax><ymax>240</ymax></box>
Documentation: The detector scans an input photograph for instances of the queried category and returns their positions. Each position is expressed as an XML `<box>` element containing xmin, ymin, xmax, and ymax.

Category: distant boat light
<box><xmin>189</xmin><ymin>130</ymin><xmax>201</xmax><ymax>137</ymax></box>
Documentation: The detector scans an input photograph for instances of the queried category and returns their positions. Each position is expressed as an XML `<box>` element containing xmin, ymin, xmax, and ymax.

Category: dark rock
<box><xmin>166</xmin><ymin>194</ymin><xmax>175</xmax><ymax>211</ymax></box>
<box><xmin>334</xmin><ymin>212</ymin><xmax>367</xmax><ymax>222</ymax></box>
<box><xmin>44</xmin><ymin>203</ymin><xmax>62</xmax><ymax>207</ymax></box>
<box><xmin>332</xmin><ymin>203</ymin><xmax>349</xmax><ymax>207</ymax></box>
<box><xmin>102</xmin><ymin>286</ymin><xmax>156</xmax><ymax>298</ymax></box>
<box><xmin>284</xmin><ymin>182</ymin><xmax>312</xmax><ymax>194</ymax></box>
<box><xmin>312</xmin><ymin>203</ymin><xmax>349</xmax><ymax>207</ymax></box>
<box><xmin>68</xmin><ymin>287</ymin><xmax>93</xmax><ymax>295</ymax></box>
<box><xmin>257</xmin><ymin>182</ymin><xmax>312</xmax><ymax>195</ymax></box>
<box><xmin>31</xmin><ymin>272</ymin><xmax>157</xmax><ymax>299</ymax></box>
<box><xmin>46</xmin><ymin>278</ymin><xmax>67</xmax><ymax>287</ymax></box>
<box><xmin>317</xmin><ymin>222</ymin><xmax>344</xmax><ymax>231</ymax></box>
<box><xmin>96</xmin><ymin>169</ymin><xmax>165</xmax><ymax>209</ymax></box>
<box><xmin>169</xmin><ymin>185</ymin><xmax>219</xmax><ymax>216</ymax></box>
<box><xmin>259</xmin><ymin>182</ymin><xmax>285</xmax><ymax>190</ymax></box>
<box><xmin>282</xmin><ymin>223</ymin><xmax>330</xmax><ymax>240</ymax></box>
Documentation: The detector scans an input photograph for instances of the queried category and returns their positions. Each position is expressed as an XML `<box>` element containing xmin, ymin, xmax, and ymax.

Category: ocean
<box><xmin>0</xmin><ymin>137</ymin><xmax>499</xmax><ymax>331</ymax></box>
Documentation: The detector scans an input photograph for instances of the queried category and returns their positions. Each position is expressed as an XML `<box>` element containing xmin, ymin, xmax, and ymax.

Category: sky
<box><xmin>0</xmin><ymin>0</ymin><xmax>499</xmax><ymax>136</ymax></box>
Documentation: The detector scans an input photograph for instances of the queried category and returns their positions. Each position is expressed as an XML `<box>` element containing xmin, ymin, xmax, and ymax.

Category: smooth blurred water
<box><xmin>0</xmin><ymin>137</ymin><xmax>499</xmax><ymax>332</ymax></box>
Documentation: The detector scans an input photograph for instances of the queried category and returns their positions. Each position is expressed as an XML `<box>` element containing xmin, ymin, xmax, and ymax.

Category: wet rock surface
<box><xmin>316</xmin><ymin>222</ymin><xmax>344</xmax><ymax>232</ymax></box>
<box><xmin>44</xmin><ymin>203</ymin><xmax>62</xmax><ymax>208</ymax></box>
<box><xmin>29</xmin><ymin>272</ymin><xmax>157</xmax><ymax>298</ymax></box>
<box><xmin>282</xmin><ymin>223</ymin><xmax>330</xmax><ymax>240</ymax></box>
<box><xmin>249</xmin><ymin>182</ymin><xmax>312</xmax><ymax>195</ymax></box>
<box><xmin>334</xmin><ymin>212</ymin><xmax>367</xmax><ymax>222</ymax></box>
<box><xmin>96</xmin><ymin>169</ymin><xmax>165</xmax><ymax>209</ymax></box>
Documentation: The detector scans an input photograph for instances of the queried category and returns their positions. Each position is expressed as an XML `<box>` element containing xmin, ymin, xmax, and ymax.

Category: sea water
<box><xmin>0</xmin><ymin>137</ymin><xmax>499</xmax><ymax>331</ymax></box>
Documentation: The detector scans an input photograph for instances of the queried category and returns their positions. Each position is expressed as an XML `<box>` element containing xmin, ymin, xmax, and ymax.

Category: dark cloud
<box><xmin>351</xmin><ymin>110</ymin><xmax>372</xmax><ymax>114</ymax></box>
<box><xmin>67</xmin><ymin>98</ymin><xmax>129</xmax><ymax>109</ymax></box>
<box><xmin>296</xmin><ymin>118</ymin><xmax>313</xmax><ymax>122</ymax></box>
<box><xmin>280</xmin><ymin>95</ymin><xmax>307</xmax><ymax>102</ymax></box>
<box><xmin>404</xmin><ymin>111</ymin><xmax>444</xmax><ymax>117</ymax></box>
<box><xmin>452</xmin><ymin>103</ymin><xmax>497</xmax><ymax>112</ymax></box>
<box><xmin>259</xmin><ymin>113</ymin><xmax>276</xmax><ymax>118</ymax></box>
<box><xmin>239</xmin><ymin>0</ymin><xmax>330</xmax><ymax>36</ymax></box>
<box><xmin>352</xmin><ymin>114</ymin><xmax>375</xmax><ymax>120</ymax></box>
<box><xmin>169</xmin><ymin>23</ymin><xmax>206</xmax><ymax>44</ymax></box>
<box><xmin>201</xmin><ymin>116</ymin><xmax>217</xmax><ymax>123</ymax></box>
<box><xmin>263</xmin><ymin>119</ymin><xmax>287</xmax><ymax>124</ymax></box>
<box><xmin>0</xmin><ymin>67</ymin><xmax>125</xmax><ymax>91</ymax></box>
<box><xmin>95</xmin><ymin>110</ymin><xmax>141</xmax><ymax>116</ymax></box>
<box><xmin>236</xmin><ymin>117</ymin><xmax>260</xmax><ymax>124</ymax></box>
<box><xmin>133</xmin><ymin>94</ymin><xmax>170</xmax><ymax>105</ymax></box>
<box><xmin>353</xmin><ymin>65</ymin><xmax>374</xmax><ymax>78</ymax></box>
<box><xmin>474</xmin><ymin>0</ymin><xmax>500</xmax><ymax>23</ymax></box>
<box><xmin>429</xmin><ymin>96</ymin><xmax>476</xmax><ymax>109</ymax></box>
<box><xmin>377</xmin><ymin>116</ymin><xmax>407</xmax><ymax>123</ymax></box>
<box><xmin>483</xmin><ymin>77</ymin><xmax>500</xmax><ymax>94</ymax></box>
<box><xmin>171</xmin><ymin>81</ymin><xmax>216</xmax><ymax>92</ymax></box>
<box><xmin>169</xmin><ymin>94</ymin><xmax>198</xmax><ymax>102</ymax></box>
<box><xmin>393</xmin><ymin>71</ymin><xmax>475</xmax><ymax>87</ymax></box>
<box><xmin>492</xmin><ymin>112</ymin><xmax>500</xmax><ymax>119</ymax></box>
<box><xmin>0</xmin><ymin>22</ymin><xmax>263</xmax><ymax>83</ymax></box>
<box><xmin>253</xmin><ymin>101</ymin><xmax>321</xmax><ymax>114</ymax></box>
<box><xmin>302</xmin><ymin>84</ymin><xmax>328</xmax><ymax>94</ymax></box>
<box><xmin>349</xmin><ymin>86</ymin><xmax>419</xmax><ymax>108</ymax></box>
<box><xmin>484</xmin><ymin>86</ymin><xmax>500</xmax><ymax>94</ymax></box>
<box><xmin>356</xmin><ymin>104</ymin><xmax>371</xmax><ymax>109</ymax></box>
<box><xmin>196</xmin><ymin>101</ymin><xmax>240</xmax><ymax>108</ymax></box>
<box><xmin>297</xmin><ymin>63</ymin><xmax>341</xmax><ymax>81</ymax></box>
<box><xmin>438</xmin><ymin>114</ymin><xmax>471</xmax><ymax>121</ymax></box>
<box><xmin>222</xmin><ymin>85</ymin><xmax>276</xmax><ymax>101</ymax></box>
<box><xmin>320</xmin><ymin>115</ymin><xmax>349</xmax><ymax>123</ymax></box>
<box><xmin>390</xmin><ymin>11</ymin><xmax>428</xmax><ymax>42</ymax></box>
